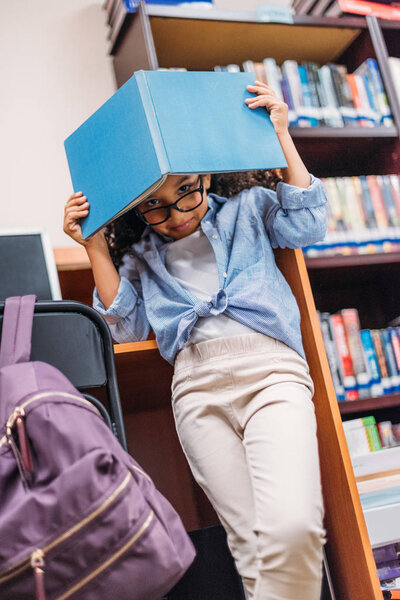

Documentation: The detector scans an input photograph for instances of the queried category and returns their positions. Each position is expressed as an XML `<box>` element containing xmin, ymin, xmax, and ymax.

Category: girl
<box><xmin>64</xmin><ymin>81</ymin><xmax>327</xmax><ymax>600</ymax></box>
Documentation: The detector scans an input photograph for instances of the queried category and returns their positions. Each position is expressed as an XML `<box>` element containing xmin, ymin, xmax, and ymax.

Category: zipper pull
<box><xmin>16</xmin><ymin>414</ymin><xmax>33</xmax><ymax>474</ymax></box>
<box><xmin>6</xmin><ymin>407</ymin><xmax>33</xmax><ymax>481</ymax></box>
<box><xmin>31</xmin><ymin>549</ymin><xmax>46</xmax><ymax>600</ymax></box>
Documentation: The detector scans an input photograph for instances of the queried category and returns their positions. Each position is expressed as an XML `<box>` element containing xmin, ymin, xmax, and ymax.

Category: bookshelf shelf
<box><xmin>306</xmin><ymin>251</ymin><xmax>400</xmax><ymax>269</ymax></box>
<box><xmin>290</xmin><ymin>125</ymin><xmax>398</xmax><ymax>138</ymax></box>
<box><xmin>339</xmin><ymin>393</ymin><xmax>400</xmax><ymax>416</ymax></box>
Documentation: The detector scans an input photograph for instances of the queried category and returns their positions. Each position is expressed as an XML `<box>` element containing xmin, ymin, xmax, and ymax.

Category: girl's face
<box><xmin>137</xmin><ymin>174</ymin><xmax>211</xmax><ymax>240</ymax></box>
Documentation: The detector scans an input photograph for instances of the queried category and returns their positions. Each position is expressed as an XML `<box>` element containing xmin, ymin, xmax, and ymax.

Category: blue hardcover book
<box><xmin>64</xmin><ymin>70</ymin><xmax>287</xmax><ymax>239</ymax></box>
<box><xmin>360</xmin><ymin>329</ymin><xmax>383</xmax><ymax>397</ymax></box>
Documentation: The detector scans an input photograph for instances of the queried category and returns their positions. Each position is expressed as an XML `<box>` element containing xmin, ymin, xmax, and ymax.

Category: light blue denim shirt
<box><xmin>93</xmin><ymin>175</ymin><xmax>327</xmax><ymax>364</ymax></box>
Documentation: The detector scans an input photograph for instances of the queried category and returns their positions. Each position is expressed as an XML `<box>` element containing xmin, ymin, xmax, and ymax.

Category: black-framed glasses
<box><xmin>136</xmin><ymin>176</ymin><xmax>204</xmax><ymax>226</ymax></box>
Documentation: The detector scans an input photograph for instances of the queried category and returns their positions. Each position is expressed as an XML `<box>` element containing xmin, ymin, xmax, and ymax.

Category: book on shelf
<box><xmin>360</xmin><ymin>329</ymin><xmax>384</xmax><ymax>397</ymax></box>
<box><xmin>318</xmin><ymin>312</ymin><xmax>346</xmax><ymax>402</ymax></box>
<box><xmin>303</xmin><ymin>174</ymin><xmax>400</xmax><ymax>258</ymax></box>
<box><xmin>330</xmin><ymin>313</ymin><xmax>359</xmax><ymax>401</ymax></box>
<box><xmin>341</xmin><ymin>308</ymin><xmax>371</xmax><ymax>398</ymax></box>
<box><xmin>354</xmin><ymin>58</ymin><xmax>394</xmax><ymax>127</ymax></box>
<box><xmin>342</xmin><ymin>415</ymin><xmax>382</xmax><ymax>457</ymax></box>
<box><xmin>64</xmin><ymin>70</ymin><xmax>287</xmax><ymax>239</ymax></box>
<box><xmin>388</xmin><ymin>57</ymin><xmax>400</xmax><ymax>107</ymax></box>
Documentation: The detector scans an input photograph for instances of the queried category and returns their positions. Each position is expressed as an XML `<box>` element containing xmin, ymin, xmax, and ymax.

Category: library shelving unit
<box><xmin>57</xmin><ymin>6</ymin><xmax>400</xmax><ymax>599</ymax></box>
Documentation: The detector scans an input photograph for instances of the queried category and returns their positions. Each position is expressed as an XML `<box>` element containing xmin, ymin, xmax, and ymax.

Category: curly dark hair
<box><xmin>104</xmin><ymin>169</ymin><xmax>283</xmax><ymax>268</ymax></box>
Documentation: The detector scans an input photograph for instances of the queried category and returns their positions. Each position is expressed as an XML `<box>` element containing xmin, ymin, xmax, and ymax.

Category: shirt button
<box><xmin>212</xmin><ymin>234</ymin><xmax>218</xmax><ymax>239</ymax></box>
<box><xmin>223</xmin><ymin>272</ymin><xmax>227</xmax><ymax>278</ymax></box>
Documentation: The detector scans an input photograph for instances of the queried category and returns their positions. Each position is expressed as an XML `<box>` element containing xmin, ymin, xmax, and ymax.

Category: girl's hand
<box><xmin>63</xmin><ymin>192</ymin><xmax>105</xmax><ymax>247</ymax></box>
<box><xmin>245</xmin><ymin>81</ymin><xmax>289</xmax><ymax>135</ymax></box>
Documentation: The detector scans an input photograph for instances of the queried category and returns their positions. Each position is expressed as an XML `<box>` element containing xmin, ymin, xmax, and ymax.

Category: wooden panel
<box><xmin>150</xmin><ymin>17</ymin><xmax>361</xmax><ymax>70</ymax></box>
<box><xmin>274</xmin><ymin>247</ymin><xmax>382</xmax><ymax>599</ymax></box>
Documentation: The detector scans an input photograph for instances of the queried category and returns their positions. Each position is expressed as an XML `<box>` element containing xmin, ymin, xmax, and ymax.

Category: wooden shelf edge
<box><xmin>340</xmin><ymin>392</ymin><xmax>400</xmax><ymax>415</ymax></box>
<box><xmin>306</xmin><ymin>251</ymin><xmax>400</xmax><ymax>268</ymax></box>
<box><xmin>145</xmin><ymin>4</ymin><xmax>367</xmax><ymax>28</ymax></box>
<box><xmin>113</xmin><ymin>340</ymin><xmax>159</xmax><ymax>354</ymax></box>
<box><xmin>54</xmin><ymin>246</ymin><xmax>91</xmax><ymax>271</ymax></box>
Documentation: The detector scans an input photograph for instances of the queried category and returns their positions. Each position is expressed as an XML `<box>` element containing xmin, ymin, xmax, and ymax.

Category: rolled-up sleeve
<box><xmin>93</xmin><ymin>275</ymin><xmax>151</xmax><ymax>343</ymax></box>
<box><xmin>254</xmin><ymin>175</ymin><xmax>328</xmax><ymax>249</ymax></box>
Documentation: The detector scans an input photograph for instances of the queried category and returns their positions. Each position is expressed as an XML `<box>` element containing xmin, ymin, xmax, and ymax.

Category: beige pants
<box><xmin>171</xmin><ymin>333</ymin><xmax>326</xmax><ymax>600</ymax></box>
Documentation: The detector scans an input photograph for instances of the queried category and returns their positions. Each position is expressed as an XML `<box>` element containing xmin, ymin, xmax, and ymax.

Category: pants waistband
<box><xmin>175</xmin><ymin>333</ymin><xmax>295</xmax><ymax>371</ymax></box>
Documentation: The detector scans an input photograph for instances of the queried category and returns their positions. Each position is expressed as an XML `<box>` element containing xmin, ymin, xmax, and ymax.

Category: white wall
<box><xmin>0</xmin><ymin>0</ymin><xmax>116</xmax><ymax>247</ymax></box>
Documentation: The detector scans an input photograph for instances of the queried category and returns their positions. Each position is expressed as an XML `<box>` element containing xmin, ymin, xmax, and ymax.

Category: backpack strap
<box><xmin>0</xmin><ymin>295</ymin><xmax>37</xmax><ymax>368</ymax></box>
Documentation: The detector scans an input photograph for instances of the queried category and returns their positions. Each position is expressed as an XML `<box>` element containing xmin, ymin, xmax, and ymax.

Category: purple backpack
<box><xmin>0</xmin><ymin>295</ymin><xmax>195</xmax><ymax>600</ymax></box>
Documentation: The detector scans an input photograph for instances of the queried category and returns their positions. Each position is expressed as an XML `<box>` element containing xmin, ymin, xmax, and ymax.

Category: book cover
<box><xmin>328</xmin><ymin>64</ymin><xmax>357</xmax><ymax>127</ymax></box>
<box><xmin>64</xmin><ymin>71</ymin><xmax>287</xmax><ymax>239</ymax></box>
<box><xmin>381</xmin><ymin>329</ymin><xmax>400</xmax><ymax>392</ymax></box>
<box><xmin>362</xmin><ymin>415</ymin><xmax>382</xmax><ymax>451</ymax></box>
<box><xmin>342</xmin><ymin>418</ymin><xmax>371</xmax><ymax>456</ymax></box>
<box><xmin>318</xmin><ymin>65</ymin><xmax>344</xmax><ymax>128</ymax></box>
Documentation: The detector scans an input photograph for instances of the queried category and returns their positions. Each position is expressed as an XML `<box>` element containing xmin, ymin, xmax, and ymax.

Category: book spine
<box><xmin>389</xmin><ymin>327</ymin><xmax>400</xmax><ymax>377</ymax></box>
<box><xmin>347</xmin><ymin>73</ymin><xmax>370</xmax><ymax>127</ymax></box>
<box><xmin>302</xmin><ymin>62</ymin><xmax>323</xmax><ymax>124</ymax></box>
<box><xmin>371</xmin><ymin>329</ymin><xmax>392</xmax><ymax>394</ymax></box>
<box><xmin>381</xmin><ymin>329</ymin><xmax>400</xmax><ymax>392</ymax></box>
<box><xmin>263</xmin><ymin>58</ymin><xmax>284</xmax><ymax>101</ymax></box>
<box><xmin>354</xmin><ymin>74</ymin><xmax>377</xmax><ymax>127</ymax></box>
<box><xmin>366</xmin><ymin>175</ymin><xmax>389</xmax><ymax>230</ymax></box>
<box><xmin>298</xmin><ymin>65</ymin><xmax>319</xmax><ymax>126</ymax></box>
<box><xmin>328</xmin><ymin>64</ymin><xmax>356</xmax><ymax>127</ymax></box>
<box><xmin>336</xmin><ymin>64</ymin><xmax>359</xmax><ymax>126</ymax></box>
<box><xmin>366</xmin><ymin>58</ymin><xmax>394</xmax><ymax>127</ymax></box>
<box><xmin>135</xmin><ymin>70</ymin><xmax>170</xmax><ymax>175</ymax></box>
<box><xmin>389</xmin><ymin>174</ymin><xmax>400</xmax><ymax>222</ymax></box>
<box><xmin>341</xmin><ymin>308</ymin><xmax>371</xmax><ymax>398</ymax></box>
<box><xmin>362</xmin><ymin>415</ymin><xmax>382</xmax><ymax>451</ymax></box>
<box><xmin>360</xmin><ymin>329</ymin><xmax>383</xmax><ymax>397</ymax></box>
<box><xmin>280</xmin><ymin>72</ymin><xmax>298</xmax><ymax>126</ymax></box>
<box><xmin>359</xmin><ymin>175</ymin><xmax>378</xmax><ymax>230</ymax></box>
<box><xmin>282</xmin><ymin>60</ymin><xmax>310</xmax><ymax>127</ymax></box>
<box><xmin>378</xmin><ymin>175</ymin><xmax>399</xmax><ymax>228</ymax></box>
<box><xmin>330</xmin><ymin>314</ymin><xmax>358</xmax><ymax>400</ymax></box>
<box><xmin>319</xmin><ymin>312</ymin><xmax>346</xmax><ymax>401</ymax></box>
<box><xmin>318</xmin><ymin>65</ymin><xmax>344</xmax><ymax>127</ymax></box>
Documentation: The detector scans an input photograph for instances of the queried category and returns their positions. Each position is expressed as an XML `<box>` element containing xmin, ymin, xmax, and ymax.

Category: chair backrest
<box><xmin>0</xmin><ymin>299</ymin><xmax>127</xmax><ymax>449</ymax></box>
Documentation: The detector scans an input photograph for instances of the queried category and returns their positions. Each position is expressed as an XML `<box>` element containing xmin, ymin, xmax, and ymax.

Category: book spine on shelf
<box><xmin>302</xmin><ymin>62</ymin><xmax>323</xmax><ymax>125</ymax></box>
<box><xmin>341</xmin><ymin>309</ymin><xmax>371</xmax><ymax>398</ymax></box>
<box><xmin>342</xmin><ymin>418</ymin><xmax>371</xmax><ymax>456</ymax></box>
<box><xmin>319</xmin><ymin>312</ymin><xmax>346</xmax><ymax>402</ymax></box>
<box><xmin>365</xmin><ymin>58</ymin><xmax>393</xmax><ymax>127</ymax></box>
<box><xmin>371</xmin><ymin>329</ymin><xmax>393</xmax><ymax>394</ymax></box>
<box><xmin>359</xmin><ymin>175</ymin><xmax>378</xmax><ymax>231</ymax></box>
<box><xmin>362</xmin><ymin>415</ymin><xmax>382</xmax><ymax>451</ymax></box>
<box><xmin>347</xmin><ymin>73</ymin><xmax>370</xmax><ymax>127</ymax></box>
<box><xmin>360</xmin><ymin>329</ymin><xmax>383</xmax><ymax>397</ymax></box>
<box><xmin>381</xmin><ymin>329</ymin><xmax>400</xmax><ymax>392</ymax></box>
<box><xmin>282</xmin><ymin>60</ymin><xmax>309</xmax><ymax>126</ymax></box>
<box><xmin>354</xmin><ymin>74</ymin><xmax>377</xmax><ymax>127</ymax></box>
<box><xmin>280</xmin><ymin>70</ymin><xmax>298</xmax><ymax>126</ymax></box>
<box><xmin>263</xmin><ymin>58</ymin><xmax>284</xmax><ymax>101</ymax></box>
<box><xmin>298</xmin><ymin>65</ymin><xmax>319</xmax><ymax>126</ymax></box>
<box><xmin>318</xmin><ymin>65</ymin><xmax>344</xmax><ymax>128</ymax></box>
<box><xmin>253</xmin><ymin>62</ymin><xmax>268</xmax><ymax>84</ymax></box>
<box><xmin>135</xmin><ymin>70</ymin><xmax>170</xmax><ymax>176</ymax></box>
<box><xmin>389</xmin><ymin>175</ymin><xmax>400</xmax><ymax>222</ymax></box>
<box><xmin>328</xmin><ymin>64</ymin><xmax>357</xmax><ymax>127</ymax></box>
<box><xmin>330</xmin><ymin>314</ymin><xmax>358</xmax><ymax>400</ymax></box>
<box><xmin>390</xmin><ymin>327</ymin><xmax>400</xmax><ymax>380</ymax></box>
<box><xmin>378</xmin><ymin>175</ymin><xmax>400</xmax><ymax>229</ymax></box>
<box><xmin>367</xmin><ymin>175</ymin><xmax>390</xmax><ymax>230</ymax></box>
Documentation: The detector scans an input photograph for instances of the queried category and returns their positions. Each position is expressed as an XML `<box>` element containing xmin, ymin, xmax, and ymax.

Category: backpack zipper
<box><xmin>54</xmin><ymin>510</ymin><xmax>154</xmax><ymax>600</ymax></box>
<box><xmin>0</xmin><ymin>390</ymin><xmax>101</xmax><ymax>448</ymax></box>
<box><xmin>0</xmin><ymin>470</ymin><xmax>132</xmax><ymax>585</ymax></box>
<box><xmin>29</xmin><ymin>510</ymin><xmax>154</xmax><ymax>600</ymax></box>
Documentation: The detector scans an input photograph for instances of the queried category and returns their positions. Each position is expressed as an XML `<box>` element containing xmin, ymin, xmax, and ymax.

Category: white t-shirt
<box><xmin>165</xmin><ymin>228</ymin><xmax>254</xmax><ymax>345</ymax></box>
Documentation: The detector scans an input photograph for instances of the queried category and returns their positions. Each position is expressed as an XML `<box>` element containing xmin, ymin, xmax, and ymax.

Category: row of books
<box><xmin>304</xmin><ymin>174</ymin><xmax>400</xmax><ymax>257</ymax></box>
<box><xmin>214</xmin><ymin>57</ymin><xmax>393</xmax><ymax>129</ymax></box>
<box><xmin>318</xmin><ymin>308</ymin><xmax>400</xmax><ymax>402</ymax></box>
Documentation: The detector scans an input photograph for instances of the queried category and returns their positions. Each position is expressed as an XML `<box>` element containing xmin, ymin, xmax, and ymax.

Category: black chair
<box><xmin>0</xmin><ymin>299</ymin><xmax>127</xmax><ymax>450</ymax></box>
